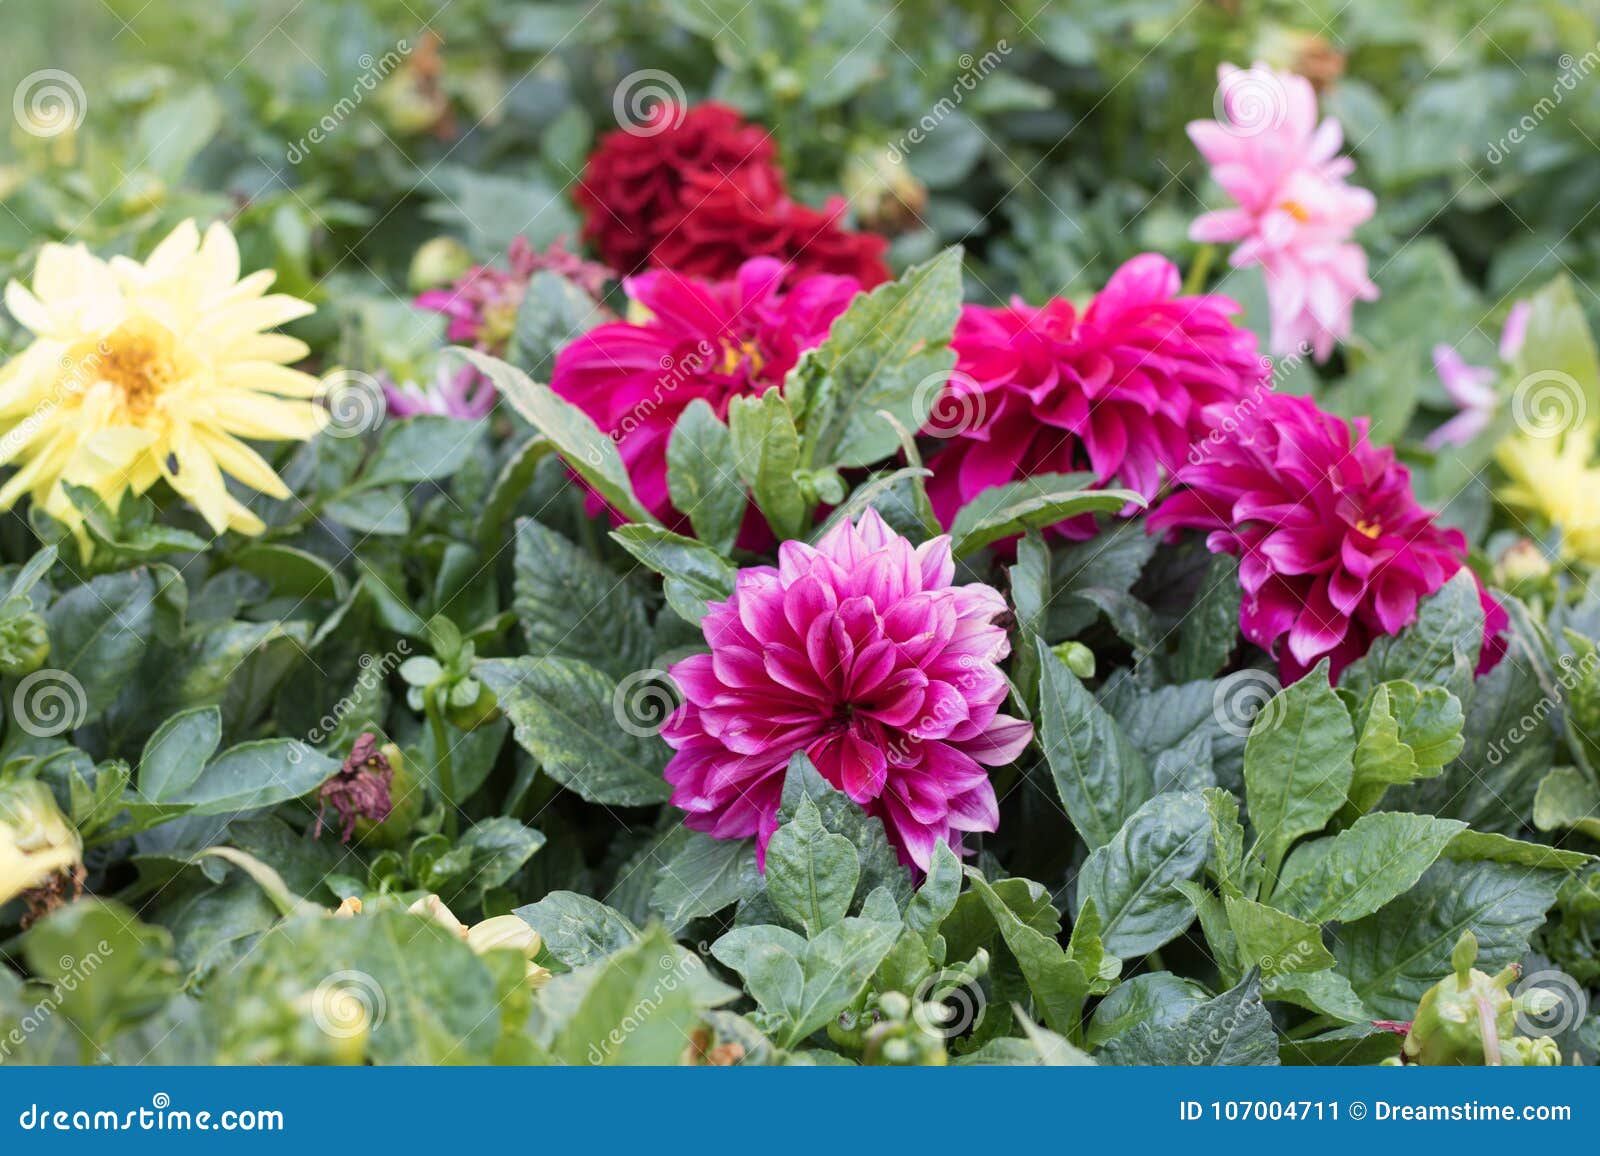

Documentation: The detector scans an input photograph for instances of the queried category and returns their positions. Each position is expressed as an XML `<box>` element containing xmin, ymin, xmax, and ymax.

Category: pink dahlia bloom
<box><xmin>661</xmin><ymin>509</ymin><xmax>1034</xmax><ymax>871</ymax></box>
<box><xmin>382</xmin><ymin>365</ymin><xmax>497</xmax><ymax>421</ymax></box>
<box><xmin>1151</xmin><ymin>392</ymin><xmax>1506</xmax><ymax>682</ymax></box>
<box><xmin>1187</xmin><ymin>62</ymin><xmax>1379</xmax><ymax>361</ymax></box>
<box><xmin>414</xmin><ymin>236</ymin><xmax>612</xmax><ymax>355</ymax></box>
<box><xmin>551</xmin><ymin>256</ymin><xmax>860</xmax><ymax>526</ymax></box>
<box><xmin>925</xmin><ymin>254</ymin><xmax>1267</xmax><ymax>539</ymax></box>
<box><xmin>1423</xmin><ymin>301</ymin><xmax>1531</xmax><ymax>451</ymax></box>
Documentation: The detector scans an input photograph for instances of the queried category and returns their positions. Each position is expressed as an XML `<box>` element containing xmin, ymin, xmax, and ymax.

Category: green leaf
<box><xmin>168</xmin><ymin>740</ymin><xmax>337</xmax><ymax>815</ymax></box>
<box><xmin>45</xmin><ymin>568</ymin><xmax>163</xmax><ymax>726</ymax></box>
<box><xmin>1008</xmin><ymin>533</ymin><xmax>1050</xmax><ymax>700</ymax></box>
<box><xmin>787</xmin><ymin>247</ymin><xmax>964</xmax><ymax>470</ymax></box>
<box><xmin>1172</xmin><ymin>554</ymin><xmax>1241</xmax><ymax>682</ymax></box>
<box><xmin>713</xmin><ymin>904</ymin><xmax>902</xmax><ymax>1049</ymax></box>
<box><xmin>512</xmin><ymin>518</ymin><xmax>651</xmax><ymax>679</ymax></box>
<box><xmin>1274</xmin><ymin>812</ymin><xmax>1467</xmax><ymax>924</ymax></box>
<box><xmin>649</xmin><ymin>832</ymin><xmax>761</xmax><ymax>932</ymax></box>
<box><xmin>1242</xmin><ymin>659</ymin><xmax>1355</xmax><ymax>885</ymax></box>
<box><xmin>1506</xmin><ymin>275</ymin><xmax>1600</xmax><ymax>437</ymax></box>
<box><xmin>906</xmin><ymin>840</ymin><xmax>962</xmax><ymax>949</ymax></box>
<box><xmin>138</xmin><ymin>705</ymin><xmax>222</xmax><ymax>801</ymax></box>
<box><xmin>23</xmin><ymin>899</ymin><xmax>181</xmax><ymax>1050</ymax></box>
<box><xmin>1262</xmin><ymin>969</ymin><xmax>1370</xmax><ymax>1023</ymax></box>
<box><xmin>457</xmin><ymin>348</ymin><xmax>656</xmax><ymax>524</ymax></box>
<box><xmin>548</xmin><ymin>926</ymin><xmax>719</xmax><ymax>1065</ymax></box>
<box><xmin>514</xmin><ymin>892</ymin><xmax>640</xmax><ymax>968</ymax></box>
<box><xmin>1338</xmin><ymin>570</ymin><xmax>1483</xmax><ymax>700</ymax></box>
<box><xmin>476</xmin><ymin>656</ymin><xmax>672</xmax><ymax>806</ymax></box>
<box><xmin>1202</xmin><ymin>786</ymin><xmax>1248</xmax><ymax>898</ymax></box>
<box><xmin>611</xmin><ymin>523</ymin><xmax>737</xmax><ymax>626</ymax></box>
<box><xmin>1223</xmin><ymin>896</ymin><xmax>1333</xmax><ymax>976</ymax></box>
<box><xmin>1348</xmin><ymin>682</ymin><xmax>1463</xmax><ymax>813</ymax></box>
<box><xmin>1101</xmin><ymin>973</ymin><xmax>1279</xmax><ymax>1066</ymax></box>
<box><xmin>510</xmin><ymin>270</ymin><xmax>607</xmax><ymax>377</ymax></box>
<box><xmin>1443</xmin><ymin>828</ymin><xmax>1592</xmax><ymax>871</ymax></box>
<box><xmin>1075</xmin><ymin>791</ymin><xmax>1210</xmax><ymax>958</ymax></box>
<box><xmin>354</xmin><ymin>415</ymin><xmax>484</xmax><ymax>488</ymax></box>
<box><xmin>950</xmin><ymin>475</ymin><xmax>1143</xmax><ymax>558</ymax></box>
<box><xmin>1335</xmin><ymin>860</ymin><xmax>1564</xmax><ymax>1019</ymax></box>
<box><xmin>765</xmin><ymin>797</ymin><xmax>860</xmax><ymax>936</ymax></box>
<box><xmin>968</xmin><ymin>873</ymin><xmax>1097</xmax><ymax>1034</ymax></box>
<box><xmin>727</xmin><ymin>388</ymin><xmax>807</xmax><ymax>541</ymax></box>
<box><xmin>1036</xmin><ymin>639</ymin><xmax>1151</xmax><ymax>849</ymax></box>
<box><xmin>233</xmin><ymin>544</ymin><xmax>346</xmax><ymax>602</ymax></box>
<box><xmin>1533</xmin><ymin>766</ymin><xmax>1600</xmax><ymax>842</ymax></box>
<box><xmin>777</xmin><ymin>754</ymin><xmax>913</xmax><ymax>909</ymax></box>
<box><xmin>666</xmin><ymin>399</ymin><xmax>747</xmax><ymax>555</ymax></box>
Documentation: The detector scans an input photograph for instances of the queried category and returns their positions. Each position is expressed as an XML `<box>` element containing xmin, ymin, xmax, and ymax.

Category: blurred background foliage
<box><xmin>4</xmin><ymin>0</ymin><xmax>1600</xmax><ymax>394</ymax></box>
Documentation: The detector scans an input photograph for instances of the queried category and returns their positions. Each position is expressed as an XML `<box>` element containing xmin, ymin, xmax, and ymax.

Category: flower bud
<box><xmin>466</xmin><ymin>914</ymin><xmax>542</xmax><ymax>959</ymax></box>
<box><xmin>0</xmin><ymin>612</ymin><xmax>49</xmax><ymax>677</ymax></box>
<box><xmin>409</xmin><ymin>237</ymin><xmax>472</xmax><ymax>293</ymax></box>
<box><xmin>0</xmin><ymin>780</ymin><xmax>82</xmax><ymax>908</ymax></box>
<box><xmin>1400</xmin><ymin>932</ymin><xmax>1533</xmax><ymax>1065</ymax></box>
<box><xmin>1051</xmin><ymin>640</ymin><xmax>1096</xmax><ymax>680</ymax></box>
<box><xmin>408</xmin><ymin>893</ymin><xmax>469</xmax><ymax>939</ymax></box>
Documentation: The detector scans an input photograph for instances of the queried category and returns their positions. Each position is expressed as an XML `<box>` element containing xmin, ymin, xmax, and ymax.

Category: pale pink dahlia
<box><xmin>661</xmin><ymin>509</ymin><xmax>1033</xmax><ymax>870</ymax></box>
<box><xmin>1188</xmin><ymin>62</ymin><xmax>1378</xmax><ymax>361</ymax></box>
<box><xmin>551</xmin><ymin>256</ymin><xmax>860</xmax><ymax>527</ymax></box>
<box><xmin>925</xmin><ymin>254</ymin><xmax>1266</xmax><ymax>539</ymax></box>
<box><xmin>1151</xmin><ymin>392</ymin><xmax>1506</xmax><ymax>682</ymax></box>
<box><xmin>1423</xmin><ymin>301</ymin><xmax>1530</xmax><ymax>451</ymax></box>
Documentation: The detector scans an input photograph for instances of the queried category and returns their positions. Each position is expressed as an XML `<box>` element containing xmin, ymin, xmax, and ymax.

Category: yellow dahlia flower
<box><xmin>1497</xmin><ymin>427</ymin><xmax>1600</xmax><ymax>564</ymax></box>
<box><xmin>0</xmin><ymin>219</ymin><xmax>326</xmax><ymax>541</ymax></box>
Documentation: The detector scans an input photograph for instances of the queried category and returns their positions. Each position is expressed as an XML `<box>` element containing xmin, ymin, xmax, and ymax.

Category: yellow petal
<box><xmin>143</xmin><ymin>219</ymin><xmax>201</xmax><ymax>277</ymax></box>
<box><xmin>193</xmin><ymin>427</ymin><xmax>290</xmax><ymax>498</ymax></box>
<box><xmin>220</xmin><ymin>361</ymin><xmax>322</xmax><ymax>398</ymax></box>
<box><xmin>3</xmin><ymin>281</ymin><xmax>52</xmax><ymax>334</ymax></box>
<box><xmin>206</xmin><ymin>391</ymin><xmax>326</xmax><ymax>440</ymax></box>
<box><xmin>198</xmin><ymin>222</ymin><xmax>241</xmax><ymax>290</ymax></box>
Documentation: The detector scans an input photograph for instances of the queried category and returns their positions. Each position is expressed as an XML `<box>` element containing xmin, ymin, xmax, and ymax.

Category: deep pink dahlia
<box><xmin>551</xmin><ymin>256</ymin><xmax>861</xmax><ymax>526</ymax></box>
<box><xmin>661</xmin><ymin>509</ymin><xmax>1034</xmax><ymax>870</ymax></box>
<box><xmin>925</xmin><ymin>254</ymin><xmax>1267</xmax><ymax>539</ymax></box>
<box><xmin>1150</xmin><ymin>392</ymin><xmax>1507</xmax><ymax>682</ymax></box>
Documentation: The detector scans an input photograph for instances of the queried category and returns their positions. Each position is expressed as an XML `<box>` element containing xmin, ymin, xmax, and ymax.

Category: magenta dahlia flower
<box><xmin>551</xmin><ymin>256</ymin><xmax>861</xmax><ymax>526</ymax></box>
<box><xmin>924</xmin><ymin>254</ymin><xmax>1266</xmax><ymax>539</ymax></box>
<box><xmin>660</xmin><ymin>509</ymin><xmax>1033</xmax><ymax>870</ymax></box>
<box><xmin>1151</xmin><ymin>392</ymin><xmax>1507</xmax><ymax>682</ymax></box>
<box><xmin>1187</xmin><ymin>62</ymin><xmax>1378</xmax><ymax>361</ymax></box>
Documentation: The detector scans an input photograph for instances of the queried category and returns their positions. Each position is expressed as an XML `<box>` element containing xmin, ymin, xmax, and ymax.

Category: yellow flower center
<box><xmin>719</xmin><ymin>338</ymin><xmax>765</xmax><ymax>376</ymax></box>
<box><xmin>81</xmin><ymin>318</ymin><xmax>187</xmax><ymax>416</ymax></box>
<box><xmin>1279</xmin><ymin>200</ymin><xmax>1312</xmax><ymax>222</ymax></box>
<box><xmin>1354</xmin><ymin>518</ymin><xmax>1382</xmax><ymax>539</ymax></box>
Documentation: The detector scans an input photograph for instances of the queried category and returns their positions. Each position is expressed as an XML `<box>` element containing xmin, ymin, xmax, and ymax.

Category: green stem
<box><xmin>1182</xmin><ymin>244</ymin><xmax>1217</xmax><ymax>297</ymax></box>
<box><xmin>1286</xmin><ymin>1014</ymin><xmax>1339</xmax><ymax>1041</ymax></box>
<box><xmin>427</xmin><ymin>689</ymin><xmax>457</xmax><ymax>838</ymax></box>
